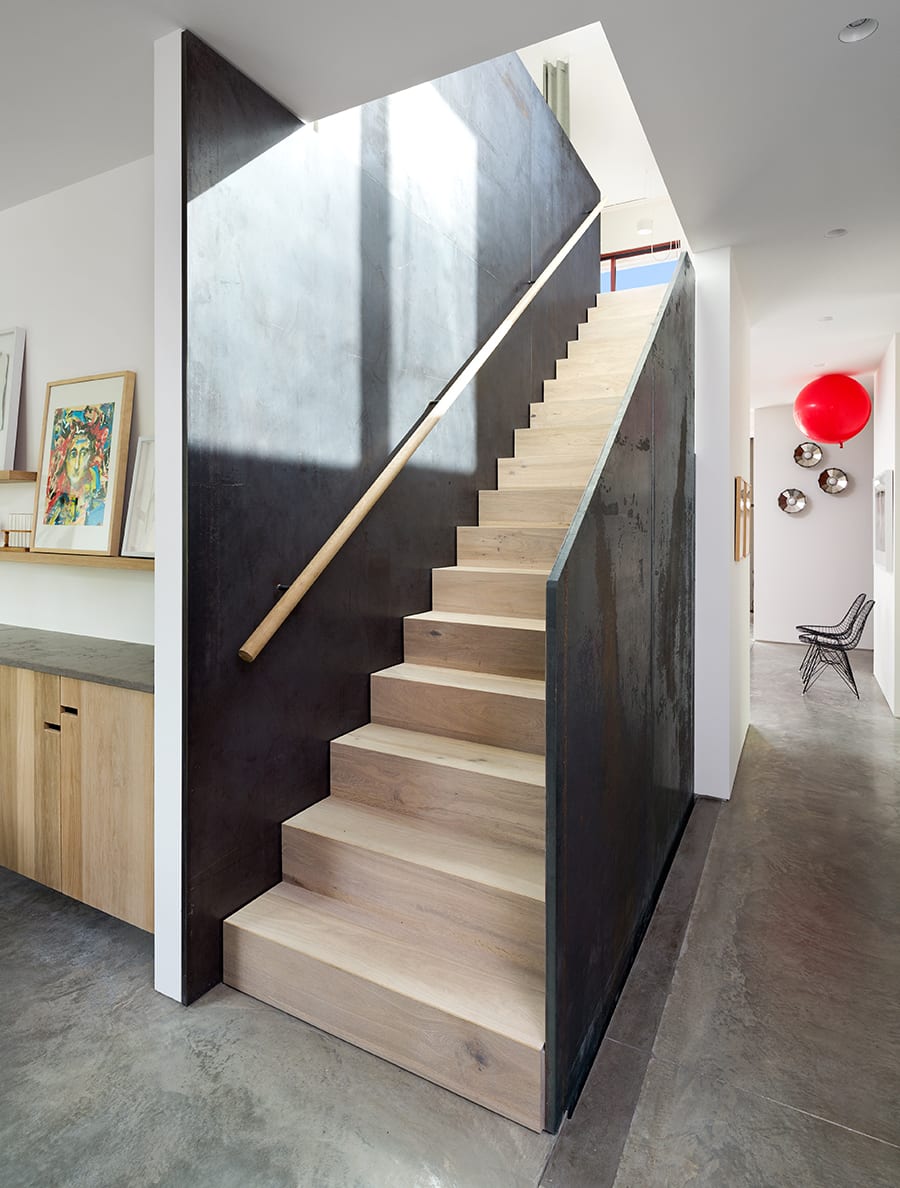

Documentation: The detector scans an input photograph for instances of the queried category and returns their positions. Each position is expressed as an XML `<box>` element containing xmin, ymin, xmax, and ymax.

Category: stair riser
<box><xmin>371</xmin><ymin>672</ymin><xmax>545</xmax><ymax>754</ymax></box>
<box><xmin>498</xmin><ymin>458</ymin><xmax>597</xmax><ymax>489</ymax></box>
<box><xmin>432</xmin><ymin>568</ymin><xmax>547</xmax><ymax>618</ymax></box>
<box><xmin>479</xmin><ymin>488</ymin><xmax>583</xmax><ymax>525</ymax></box>
<box><xmin>514</xmin><ymin>427</ymin><xmax>610</xmax><ymax>458</ymax></box>
<box><xmin>529</xmin><ymin>401</ymin><xmax>620</xmax><ymax>429</ymax></box>
<box><xmin>330</xmin><ymin>741</ymin><xmax>545</xmax><ymax>850</ymax></box>
<box><xmin>544</xmin><ymin>376</ymin><xmax>631</xmax><ymax>401</ymax></box>
<box><xmin>404</xmin><ymin>616</ymin><xmax>546</xmax><ymax>680</ymax></box>
<box><xmin>457</xmin><ymin>526</ymin><xmax>567</xmax><ymax>568</ymax></box>
<box><xmin>282</xmin><ymin>827</ymin><xmax>545</xmax><ymax>974</ymax></box>
<box><xmin>223</xmin><ymin>922</ymin><xmax>545</xmax><ymax>1131</ymax></box>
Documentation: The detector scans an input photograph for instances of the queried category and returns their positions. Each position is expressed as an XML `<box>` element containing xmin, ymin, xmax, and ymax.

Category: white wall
<box><xmin>0</xmin><ymin>157</ymin><xmax>154</xmax><ymax>643</ymax></box>
<box><xmin>153</xmin><ymin>30</ymin><xmax>184</xmax><ymax>1002</ymax></box>
<box><xmin>754</xmin><ymin>404</ymin><xmax>874</xmax><ymax>650</ymax></box>
<box><xmin>694</xmin><ymin>246</ymin><xmax>751</xmax><ymax>799</ymax></box>
<box><xmin>729</xmin><ymin>268</ymin><xmax>751</xmax><ymax>780</ymax></box>
<box><xmin>873</xmin><ymin>335</ymin><xmax>899</xmax><ymax>714</ymax></box>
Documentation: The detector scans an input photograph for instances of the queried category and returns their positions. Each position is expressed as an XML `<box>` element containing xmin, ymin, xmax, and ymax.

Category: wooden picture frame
<box><xmin>0</xmin><ymin>326</ymin><xmax>26</xmax><ymax>470</ymax></box>
<box><xmin>121</xmin><ymin>437</ymin><xmax>155</xmax><ymax>558</ymax></box>
<box><xmin>31</xmin><ymin>371</ymin><xmax>135</xmax><ymax>556</ymax></box>
<box><xmin>734</xmin><ymin>476</ymin><xmax>751</xmax><ymax>561</ymax></box>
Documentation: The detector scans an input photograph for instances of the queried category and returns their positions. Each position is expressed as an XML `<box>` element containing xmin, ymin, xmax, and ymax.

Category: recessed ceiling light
<box><xmin>825</xmin><ymin>227</ymin><xmax>848</xmax><ymax>238</ymax></box>
<box><xmin>636</xmin><ymin>217</ymin><xmax>653</xmax><ymax>236</ymax></box>
<box><xmin>839</xmin><ymin>18</ymin><xmax>879</xmax><ymax>43</ymax></box>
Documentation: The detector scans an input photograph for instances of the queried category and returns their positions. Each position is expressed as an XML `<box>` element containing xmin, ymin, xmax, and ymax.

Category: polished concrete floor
<box><xmin>2</xmin><ymin>641</ymin><xmax>898</xmax><ymax>1186</ymax></box>
<box><xmin>608</xmin><ymin>644</ymin><xmax>900</xmax><ymax>1187</ymax></box>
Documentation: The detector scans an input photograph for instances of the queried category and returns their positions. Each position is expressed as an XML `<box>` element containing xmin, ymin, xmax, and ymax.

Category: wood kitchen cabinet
<box><xmin>0</xmin><ymin>664</ymin><xmax>62</xmax><ymax>890</ymax></box>
<box><xmin>0</xmin><ymin>665</ymin><xmax>153</xmax><ymax>931</ymax></box>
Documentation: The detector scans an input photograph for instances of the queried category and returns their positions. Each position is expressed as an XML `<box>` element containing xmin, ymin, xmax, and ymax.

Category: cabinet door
<box><xmin>0</xmin><ymin>664</ymin><xmax>61</xmax><ymax>888</ymax></box>
<box><xmin>59</xmin><ymin>678</ymin><xmax>154</xmax><ymax>931</ymax></box>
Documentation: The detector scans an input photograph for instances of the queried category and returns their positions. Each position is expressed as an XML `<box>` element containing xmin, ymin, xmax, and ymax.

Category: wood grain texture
<box><xmin>514</xmin><ymin>426</ymin><xmax>610</xmax><ymax>458</ymax></box>
<box><xmin>404</xmin><ymin>610</ymin><xmax>546</xmax><ymax>679</ymax></box>
<box><xmin>0</xmin><ymin>551</ymin><xmax>153</xmax><ymax>571</ymax></box>
<box><xmin>282</xmin><ymin>799</ymin><xmax>544</xmax><ymax>972</ymax></box>
<box><xmin>370</xmin><ymin>663</ymin><xmax>545</xmax><ymax>754</ymax></box>
<box><xmin>478</xmin><ymin>487</ymin><xmax>583</xmax><ymax>526</ymax></box>
<box><xmin>0</xmin><ymin>665</ymin><xmax>61</xmax><ymax>888</ymax></box>
<box><xmin>529</xmin><ymin>398</ymin><xmax>622</xmax><ymax>428</ymax></box>
<box><xmin>224</xmin><ymin>883</ymin><xmax>545</xmax><ymax>1129</ymax></box>
<box><xmin>498</xmin><ymin>457</ymin><xmax>597</xmax><ymax>489</ymax></box>
<box><xmin>432</xmin><ymin>565</ymin><xmax>548</xmax><ymax>619</ymax></box>
<box><xmin>456</xmin><ymin>524</ymin><xmax>568</xmax><ymax>568</ymax></box>
<box><xmin>330</xmin><ymin>723</ymin><xmax>545</xmax><ymax>850</ymax></box>
<box><xmin>59</xmin><ymin>678</ymin><xmax>154</xmax><ymax>931</ymax></box>
<box><xmin>0</xmin><ymin>471</ymin><xmax>37</xmax><ymax>483</ymax></box>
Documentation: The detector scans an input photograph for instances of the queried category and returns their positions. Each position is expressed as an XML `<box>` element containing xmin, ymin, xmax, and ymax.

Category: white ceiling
<box><xmin>598</xmin><ymin>0</ymin><xmax>900</xmax><ymax>405</ymax></box>
<box><xmin>4</xmin><ymin>0</ymin><xmax>898</xmax><ymax>411</ymax></box>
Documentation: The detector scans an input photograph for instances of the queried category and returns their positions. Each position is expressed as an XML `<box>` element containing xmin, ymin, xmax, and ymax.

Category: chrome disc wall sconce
<box><xmin>778</xmin><ymin>488</ymin><xmax>807</xmax><ymax>514</ymax></box>
<box><xmin>819</xmin><ymin>467</ymin><xmax>848</xmax><ymax>494</ymax></box>
<box><xmin>793</xmin><ymin>441</ymin><xmax>822</xmax><ymax>467</ymax></box>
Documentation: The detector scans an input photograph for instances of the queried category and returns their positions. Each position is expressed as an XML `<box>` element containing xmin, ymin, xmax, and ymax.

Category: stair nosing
<box><xmin>332</xmin><ymin>722</ymin><xmax>545</xmax><ymax>785</ymax></box>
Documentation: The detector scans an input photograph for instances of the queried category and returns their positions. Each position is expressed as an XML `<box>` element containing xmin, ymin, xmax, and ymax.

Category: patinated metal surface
<box><xmin>182</xmin><ymin>34</ymin><xmax>600</xmax><ymax>1001</ymax></box>
<box><xmin>546</xmin><ymin>257</ymin><xmax>695</xmax><ymax>1128</ymax></box>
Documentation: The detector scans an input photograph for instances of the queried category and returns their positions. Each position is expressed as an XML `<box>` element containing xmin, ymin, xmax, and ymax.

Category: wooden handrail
<box><xmin>239</xmin><ymin>201</ymin><xmax>602</xmax><ymax>662</ymax></box>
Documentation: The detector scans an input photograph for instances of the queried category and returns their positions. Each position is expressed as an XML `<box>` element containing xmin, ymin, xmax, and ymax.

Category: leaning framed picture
<box><xmin>31</xmin><ymin>371</ymin><xmax>135</xmax><ymax>556</ymax></box>
<box><xmin>121</xmin><ymin>437</ymin><xmax>155</xmax><ymax>558</ymax></box>
<box><xmin>0</xmin><ymin>326</ymin><xmax>26</xmax><ymax>470</ymax></box>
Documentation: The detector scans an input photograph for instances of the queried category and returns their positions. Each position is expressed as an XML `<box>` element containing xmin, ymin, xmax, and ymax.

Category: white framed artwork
<box><xmin>874</xmin><ymin>470</ymin><xmax>893</xmax><ymax>572</ymax></box>
<box><xmin>0</xmin><ymin>326</ymin><xmax>26</xmax><ymax>470</ymax></box>
<box><xmin>121</xmin><ymin>437</ymin><xmax>155</xmax><ymax>558</ymax></box>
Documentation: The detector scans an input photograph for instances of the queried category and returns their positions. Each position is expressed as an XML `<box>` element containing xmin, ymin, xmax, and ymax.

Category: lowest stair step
<box><xmin>371</xmin><ymin>662</ymin><xmax>545</xmax><ymax>753</ymax></box>
<box><xmin>223</xmin><ymin>881</ymin><xmax>545</xmax><ymax>1130</ymax></box>
<box><xmin>282</xmin><ymin>798</ymin><xmax>544</xmax><ymax>973</ymax></box>
<box><xmin>404</xmin><ymin>609</ymin><xmax>546</xmax><ymax>679</ymax></box>
<box><xmin>330</xmin><ymin>722</ymin><xmax>545</xmax><ymax>850</ymax></box>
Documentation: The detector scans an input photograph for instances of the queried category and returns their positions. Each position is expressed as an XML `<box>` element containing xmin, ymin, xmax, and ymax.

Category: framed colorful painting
<box><xmin>31</xmin><ymin>371</ymin><xmax>135</xmax><ymax>556</ymax></box>
<box><xmin>0</xmin><ymin>326</ymin><xmax>26</xmax><ymax>470</ymax></box>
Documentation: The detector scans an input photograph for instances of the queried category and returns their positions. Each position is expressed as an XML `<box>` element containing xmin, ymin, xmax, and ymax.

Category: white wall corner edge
<box><xmin>153</xmin><ymin>28</ymin><xmax>185</xmax><ymax>1003</ymax></box>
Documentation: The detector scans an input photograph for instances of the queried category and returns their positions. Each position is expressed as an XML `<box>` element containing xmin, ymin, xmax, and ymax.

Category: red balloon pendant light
<box><xmin>793</xmin><ymin>374</ymin><xmax>871</xmax><ymax>447</ymax></box>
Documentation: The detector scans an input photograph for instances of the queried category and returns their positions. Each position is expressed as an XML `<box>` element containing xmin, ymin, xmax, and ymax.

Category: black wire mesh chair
<box><xmin>796</xmin><ymin>593</ymin><xmax>866</xmax><ymax>679</ymax></box>
<box><xmin>799</xmin><ymin>599</ymin><xmax>874</xmax><ymax>698</ymax></box>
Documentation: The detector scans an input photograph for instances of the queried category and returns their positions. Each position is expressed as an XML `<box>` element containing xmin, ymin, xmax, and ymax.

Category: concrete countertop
<box><xmin>0</xmin><ymin>625</ymin><xmax>153</xmax><ymax>693</ymax></box>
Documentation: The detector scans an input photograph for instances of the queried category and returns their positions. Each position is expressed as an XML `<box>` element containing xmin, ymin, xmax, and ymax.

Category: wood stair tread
<box><xmin>227</xmin><ymin>881</ymin><xmax>545</xmax><ymax>1049</ymax></box>
<box><xmin>285</xmin><ymin>798</ymin><xmax>544</xmax><ymax>902</ymax></box>
<box><xmin>374</xmin><ymin>661</ymin><xmax>545</xmax><ymax>699</ymax></box>
<box><xmin>333</xmin><ymin>722</ymin><xmax>545</xmax><ymax>785</ymax></box>
<box><xmin>406</xmin><ymin>609</ymin><xmax>545</xmax><ymax>633</ymax></box>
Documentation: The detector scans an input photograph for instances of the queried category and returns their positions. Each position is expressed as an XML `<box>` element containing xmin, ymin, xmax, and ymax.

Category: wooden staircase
<box><xmin>223</xmin><ymin>285</ymin><xmax>665</xmax><ymax>1131</ymax></box>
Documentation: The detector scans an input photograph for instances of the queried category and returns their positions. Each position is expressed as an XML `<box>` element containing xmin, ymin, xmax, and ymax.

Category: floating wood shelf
<box><xmin>0</xmin><ymin>551</ymin><xmax>153</xmax><ymax>572</ymax></box>
<box><xmin>0</xmin><ymin>471</ymin><xmax>37</xmax><ymax>483</ymax></box>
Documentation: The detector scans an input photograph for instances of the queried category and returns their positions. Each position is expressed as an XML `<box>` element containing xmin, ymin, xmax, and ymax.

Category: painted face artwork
<box><xmin>43</xmin><ymin>403</ymin><xmax>115</xmax><ymax>527</ymax></box>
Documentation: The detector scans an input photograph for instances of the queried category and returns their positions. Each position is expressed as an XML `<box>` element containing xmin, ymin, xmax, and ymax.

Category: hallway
<box><xmin>1</xmin><ymin>643</ymin><xmax>898</xmax><ymax>1186</ymax></box>
<box><xmin>547</xmin><ymin>642</ymin><xmax>900</xmax><ymax>1186</ymax></box>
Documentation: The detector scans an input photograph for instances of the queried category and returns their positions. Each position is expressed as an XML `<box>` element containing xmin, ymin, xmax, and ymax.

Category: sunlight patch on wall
<box><xmin>386</xmin><ymin>83</ymin><xmax>478</xmax><ymax>472</ymax></box>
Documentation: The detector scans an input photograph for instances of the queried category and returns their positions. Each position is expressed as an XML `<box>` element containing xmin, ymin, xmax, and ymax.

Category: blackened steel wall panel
<box><xmin>182</xmin><ymin>34</ymin><xmax>600</xmax><ymax>1001</ymax></box>
<box><xmin>546</xmin><ymin>256</ymin><xmax>695</xmax><ymax>1128</ymax></box>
